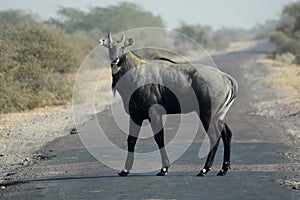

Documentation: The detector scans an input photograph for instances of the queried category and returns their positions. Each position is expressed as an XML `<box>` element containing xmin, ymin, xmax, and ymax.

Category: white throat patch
<box><xmin>111</xmin><ymin>64</ymin><xmax>121</xmax><ymax>75</ymax></box>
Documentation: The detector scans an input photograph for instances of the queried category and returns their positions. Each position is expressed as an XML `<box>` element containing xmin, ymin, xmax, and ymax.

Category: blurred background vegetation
<box><xmin>0</xmin><ymin>1</ymin><xmax>299</xmax><ymax>113</ymax></box>
<box><xmin>269</xmin><ymin>1</ymin><xmax>300</xmax><ymax>64</ymax></box>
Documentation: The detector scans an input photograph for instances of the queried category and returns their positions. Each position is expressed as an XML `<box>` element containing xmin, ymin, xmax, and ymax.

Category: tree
<box><xmin>47</xmin><ymin>2</ymin><xmax>165</xmax><ymax>34</ymax></box>
<box><xmin>0</xmin><ymin>10</ymin><xmax>40</xmax><ymax>27</ymax></box>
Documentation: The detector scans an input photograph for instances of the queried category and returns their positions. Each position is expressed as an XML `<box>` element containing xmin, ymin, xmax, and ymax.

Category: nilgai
<box><xmin>99</xmin><ymin>31</ymin><xmax>238</xmax><ymax>177</ymax></box>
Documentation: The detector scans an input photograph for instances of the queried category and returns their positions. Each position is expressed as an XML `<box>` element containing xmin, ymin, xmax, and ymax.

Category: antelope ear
<box><xmin>99</xmin><ymin>38</ymin><xmax>109</xmax><ymax>47</ymax></box>
<box><xmin>124</xmin><ymin>38</ymin><xmax>134</xmax><ymax>47</ymax></box>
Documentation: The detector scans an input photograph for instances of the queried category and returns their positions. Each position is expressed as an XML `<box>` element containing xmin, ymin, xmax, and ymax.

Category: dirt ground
<box><xmin>0</xmin><ymin>105</ymin><xmax>74</xmax><ymax>179</ymax></box>
<box><xmin>256</xmin><ymin>58</ymin><xmax>300</xmax><ymax>141</ymax></box>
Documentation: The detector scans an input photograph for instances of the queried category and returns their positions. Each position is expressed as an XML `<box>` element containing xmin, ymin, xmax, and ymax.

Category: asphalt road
<box><xmin>1</xmin><ymin>41</ymin><xmax>299</xmax><ymax>200</ymax></box>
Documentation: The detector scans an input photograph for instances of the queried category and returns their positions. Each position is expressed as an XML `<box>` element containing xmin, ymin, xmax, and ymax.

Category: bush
<box><xmin>270</xmin><ymin>31</ymin><xmax>300</xmax><ymax>58</ymax></box>
<box><xmin>269</xmin><ymin>2</ymin><xmax>300</xmax><ymax>64</ymax></box>
<box><xmin>0</xmin><ymin>25</ymin><xmax>80</xmax><ymax>113</ymax></box>
<box><xmin>175</xmin><ymin>23</ymin><xmax>212</xmax><ymax>48</ymax></box>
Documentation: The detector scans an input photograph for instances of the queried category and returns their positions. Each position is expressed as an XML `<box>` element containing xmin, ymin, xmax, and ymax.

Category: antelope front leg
<box><xmin>118</xmin><ymin>119</ymin><xmax>141</xmax><ymax>177</ymax></box>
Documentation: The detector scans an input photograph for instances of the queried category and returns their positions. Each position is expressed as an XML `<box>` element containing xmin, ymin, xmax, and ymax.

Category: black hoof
<box><xmin>197</xmin><ymin>168</ymin><xmax>209</xmax><ymax>177</ymax></box>
<box><xmin>156</xmin><ymin>166</ymin><xmax>169</xmax><ymax>176</ymax></box>
<box><xmin>70</xmin><ymin>128</ymin><xmax>79</xmax><ymax>134</ymax></box>
<box><xmin>118</xmin><ymin>170</ymin><xmax>129</xmax><ymax>177</ymax></box>
<box><xmin>217</xmin><ymin>169</ymin><xmax>228</xmax><ymax>176</ymax></box>
<box><xmin>217</xmin><ymin>163</ymin><xmax>230</xmax><ymax>176</ymax></box>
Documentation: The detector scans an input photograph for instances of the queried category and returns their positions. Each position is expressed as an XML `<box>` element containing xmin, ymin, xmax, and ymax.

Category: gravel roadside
<box><xmin>0</xmin><ymin>106</ymin><xmax>75</xmax><ymax>182</ymax></box>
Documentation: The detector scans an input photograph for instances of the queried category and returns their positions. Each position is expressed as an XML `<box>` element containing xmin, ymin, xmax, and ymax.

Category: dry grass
<box><xmin>225</xmin><ymin>41</ymin><xmax>255</xmax><ymax>53</ymax></box>
<box><xmin>258</xmin><ymin>58</ymin><xmax>300</xmax><ymax>111</ymax></box>
<box><xmin>0</xmin><ymin>67</ymin><xmax>112</xmax><ymax>131</ymax></box>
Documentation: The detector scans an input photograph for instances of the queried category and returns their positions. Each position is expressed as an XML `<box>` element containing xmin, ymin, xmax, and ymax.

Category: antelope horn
<box><xmin>121</xmin><ymin>35</ymin><xmax>125</xmax><ymax>44</ymax></box>
<box><xmin>108</xmin><ymin>30</ymin><xmax>113</xmax><ymax>43</ymax></box>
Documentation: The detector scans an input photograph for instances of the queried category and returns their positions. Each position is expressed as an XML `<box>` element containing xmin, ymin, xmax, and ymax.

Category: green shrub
<box><xmin>0</xmin><ymin>25</ymin><xmax>80</xmax><ymax>113</ymax></box>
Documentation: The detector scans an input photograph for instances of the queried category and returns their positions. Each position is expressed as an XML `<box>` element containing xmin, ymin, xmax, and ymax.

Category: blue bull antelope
<box><xmin>99</xmin><ymin>31</ymin><xmax>238</xmax><ymax>177</ymax></box>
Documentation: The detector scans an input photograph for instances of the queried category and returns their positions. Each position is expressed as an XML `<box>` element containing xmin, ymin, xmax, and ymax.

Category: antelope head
<box><xmin>99</xmin><ymin>31</ymin><xmax>133</xmax><ymax>65</ymax></box>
